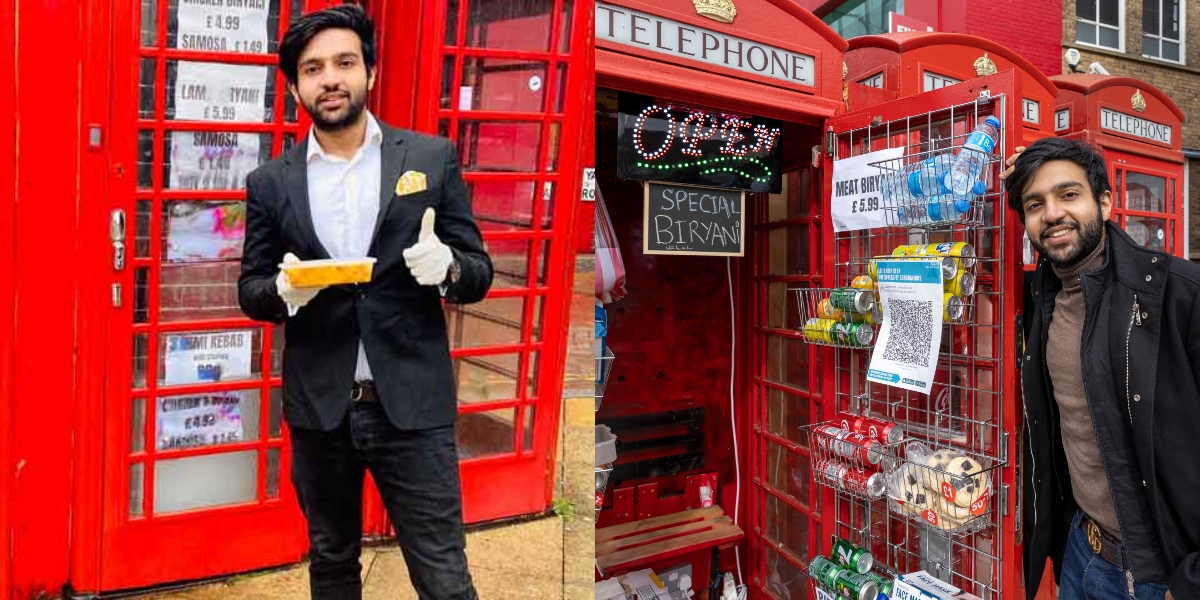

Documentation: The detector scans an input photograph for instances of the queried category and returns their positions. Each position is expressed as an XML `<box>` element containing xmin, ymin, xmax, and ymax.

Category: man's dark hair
<box><xmin>1005</xmin><ymin>137</ymin><xmax>1111</xmax><ymax>221</ymax></box>
<box><xmin>279</xmin><ymin>4</ymin><xmax>377</xmax><ymax>84</ymax></box>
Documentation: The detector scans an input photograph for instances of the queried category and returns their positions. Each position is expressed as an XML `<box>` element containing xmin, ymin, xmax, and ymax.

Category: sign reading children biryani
<box><xmin>170</xmin><ymin>131</ymin><xmax>262</xmax><ymax>190</ymax></box>
<box><xmin>173</xmin><ymin>61</ymin><xmax>269</xmax><ymax>122</ymax></box>
<box><xmin>163</xmin><ymin>330</ymin><xmax>253</xmax><ymax>385</ymax></box>
<box><xmin>643</xmin><ymin>181</ymin><xmax>744</xmax><ymax>256</ymax></box>
<box><xmin>157</xmin><ymin>392</ymin><xmax>246</xmax><ymax>450</ymax></box>
<box><xmin>175</xmin><ymin>0</ymin><xmax>270</xmax><ymax>55</ymax></box>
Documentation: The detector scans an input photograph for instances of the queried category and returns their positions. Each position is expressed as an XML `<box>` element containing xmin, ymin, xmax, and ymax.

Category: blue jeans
<box><xmin>1058</xmin><ymin>511</ymin><xmax>1169</xmax><ymax>600</ymax></box>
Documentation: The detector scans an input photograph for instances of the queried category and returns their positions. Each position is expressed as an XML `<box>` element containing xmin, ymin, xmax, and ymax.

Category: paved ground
<box><xmin>125</xmin><ymin>260</ymin><xmax>597</xmax><ymax>600</ymax></box>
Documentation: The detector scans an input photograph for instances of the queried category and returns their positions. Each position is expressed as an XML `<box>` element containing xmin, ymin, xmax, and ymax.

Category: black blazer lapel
<box><xmin>370</xmin><ymin>126</ymin><xmax>409</xmax><ymax>253</ymax></box>
<box><xmin>282</xmin><ymin>140</ymin><xmax>331</xmax><ymax>259</ymax></box>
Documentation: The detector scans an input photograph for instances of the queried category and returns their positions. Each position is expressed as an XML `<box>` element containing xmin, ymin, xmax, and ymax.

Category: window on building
<box><xmin>823</xmin><ymin>0</ymin><xmax>904</xmax><ymax>39</ymax></box>
<box><xmin>1077</xmin><ymin>0</ymin><xmax>1124</xmax><ymax>50</ymax></box>
<box><xmin>1143</xmin><ymin>0</ymin><xmax>1183</xmax><ymax>62</ymax></box>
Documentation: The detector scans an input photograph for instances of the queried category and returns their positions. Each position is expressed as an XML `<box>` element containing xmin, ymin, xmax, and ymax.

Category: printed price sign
<box><xmin>163</xmin><ymin>330</ymin><xmax>253</xmax><ymax>385</ymax></box>
<box><xmin>176</xmin><ymin>0</ymin><xmax>269</xmax><ymax>54</ymax></box>
<box><xmin>169</xmin><ymin>131</ymin><xmax>262</xmax><ymax>190</ymax></box>
<box><xmin>156</xmin><ymin>392</ymin><xmax>246</xmax><ymax>450</ymax></box>
<box><xmin>174</xmin><ymin>62</ymin><xmax>269</xmax><ymax>122</ymax></box>
<box><xmin>830</xmin><ymin>147</ymin><xmax>904</xmax><ymax>232</ymax></box>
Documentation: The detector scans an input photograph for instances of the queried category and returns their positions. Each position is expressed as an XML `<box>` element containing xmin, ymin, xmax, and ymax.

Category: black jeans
<box><xmin>290</xmin><ymin>400</ymin><xmax>479</xmax><ymax>600</ymax></box>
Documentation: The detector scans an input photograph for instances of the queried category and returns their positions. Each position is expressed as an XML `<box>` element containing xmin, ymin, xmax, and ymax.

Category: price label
<box><xmin>831</xmin><ymin>147</ymin><xmax>903</xmax><ymax>232</ymax></box>
<box><xmin>582</xmin><ymin>167</ymin><xmax>596</xmax><ymax>201</ymax></box>
<box><xmin>970</xmin><ymin>489</ymin><xmax>989</xmax><ymax>516</ymax></box>
<box><xmin>174</xmin><ymin>62</ymin><xmax>268</xmax><ymax>123</ymax></box>
<box><xmin>941</xmin><ymin>481</ymin><xmax>957</xmax><ymax>502</ymax></box>
<box><xmin>176</xmin><ymin>0</ymin><xmax>268</xmax><ymax>54</ymax></box>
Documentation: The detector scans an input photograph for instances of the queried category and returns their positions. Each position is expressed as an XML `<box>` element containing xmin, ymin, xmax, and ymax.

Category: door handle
<box><xmin>110</xmin><ymin>208</ymin><xmax>126</xmax><ymax>271</ymax></box>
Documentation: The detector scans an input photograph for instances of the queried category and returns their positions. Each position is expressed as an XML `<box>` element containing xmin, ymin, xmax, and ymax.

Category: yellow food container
<box><xmin>280</xmin><ymin>258</ymin><xmax>377</xmax><ymax>287</ymax></box>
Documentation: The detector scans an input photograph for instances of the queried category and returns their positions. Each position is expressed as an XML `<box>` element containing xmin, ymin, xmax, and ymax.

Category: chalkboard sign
<box><xmin>617</xmin><ymin>92</ymin><xmax>783</xmax><ymax>194</ymax></box>
<box><xmin>643</xmin><ymin>182</ymin><xmax>745</xmax><ymax>256</ymax></box>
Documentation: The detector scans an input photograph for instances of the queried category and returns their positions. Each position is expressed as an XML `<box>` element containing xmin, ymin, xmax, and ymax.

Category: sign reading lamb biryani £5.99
<box><xmin>617</xmin><ymin>92</ymin><xmax>783</xmax><ymax>194</ymax></box>
<box><xmin>174</xmin><ymin>61</ymin><xmax>269</xmax><ymax>122</ymax></box>
<box><xmin>175</xmin><ymin>0</ymin><xmax>270</xmax><ymax>54</ymax></box>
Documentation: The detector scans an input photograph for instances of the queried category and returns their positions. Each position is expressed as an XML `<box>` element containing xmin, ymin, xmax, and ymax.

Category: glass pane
<box><xmin>445</xmin><ymin>296</ymin><xmax>525</xmax><ymax>349</ymax></box>
<box><xmin>139</xmin><ymin>58</ymin><xmax>157</xmax><ymax>119</ymax></box>
<box><xmin>559</xmin><ymin>0</ymin><xmax>575</xmax><ymax>53</ymax></box>
<box><xmin>162</xmin><ymin>201</ymin><xmax>245</xmax><ymax>263</ymax></box>
<box><xmin>1078</xmin><ymin>0</ymin><xmax>1097</xmax><ymax>21</ymax></box>
<box><xmin>1144</xmin><ymin>0</ymin><xmax>1161</xmax><ymax>35</ymax></box>
<box><xmin>439</xmin><ymin>119</ymin><xmax>451</xmax><ymax>139</ymax></box>
<box><xmin>271</xmin><ymin>325</ymin><xmax>283</xmax><ymax>377</ymax></box>
<box><xmin>1077</xmin><ymin>22</ymin><xmax>1098</xmax><ymax>45</ymax></box>
<box><xmin>153</xmin><ymin>450</ymin><xmax>258</xmax><ymax>514</ymax></box>
<box><xmin>554</xmin><ymin>63</ymin><xmax>568</xmax><ymax>113</ymax></box>
<box><xmin>1099</xmin><ymin>25</ymin><xmax>1120</xmax><ymax>49</ymax></box>
<box><xmin>767</xmin><ymin>282</ymin><xmax>803</xmax><ymax>330</ymax></box>
<box><xmin>766</xmin><ymin>442</ymin><xmax>812</xmax><ymax>511</ymax></box>
<box><xmin>445</xmin><ymin>0</ymin><xmax>461</xmax><ymax>45</ymax></box>
<box><xmin>158</xmin><ymin>262</ymin><xmax>243</xmax><ymax>322</ymax></box>
<box><xmin>1144</xmin><ymin>36</ymin><xmax>1161</xmax><ymax>56</ymax></box>
<box><xmin>466</xmin><ymin>0</ymin><xmax>554</xmax><ymax>52</ymax></box>
<box><xmin>765</xmin><ymin>388</ymin><xmax>810</xmax><ymax>446</ymax></box>
<box><xmin>131</xmin><ymin>398</ymin><xmax>146</xmax><ymax>453</ymax></box>
<box><xmin>167</xmin><ymin>0</ymin><xmax>277</xmax><ymax>54</ymax></box>
<box><xmin>285</xmin><ymin>90</ymin><xmax>298</xmax><ymax>122</ymax></box>
<box><xmin>135</xmin><ymin>200</ymin><xmax>153</xmax><ymax>258</ymax></box>
<box><xmin>158</xmin><ymin>328</ymin><xmax>263</xmax><ymax>386</ymax></box>
<box><xmin>764</xmin><ymin>493</ymin><xmax>811</xmax><ymax>562</ymax></box>
<box><xmin>443</xmin><ymin>56</ymin><xmax>457</xmax><ymax>111</ymax></box>
<box><xmin>141</xmin><ymin>0</ymin><xmax>158</xmax><ymax>47</ymax></box>
<box><xmin>456</xmin><ymin>353</ymin><xmax>518</xmax><ymax>403</ymax></box>
<box><xmin>766</xmin><ymin>226</ymin><xmax>809</xmax><ymax>276</ymax></box>
<box><xmin>765</xmin><ymin>335</ymin><xmax>809</xmax><ymax>392</ymax></box>
<box><xmin>1167</xmin><ymin>0</ymin><xmax>1181</xmax><ymax>39</ymax></box>
<box><xmin>269</xmin><ymin>386</ymin><xmax>283</xmax><ymax>438</ymax></box>
<box><xmin>138</xmin><ymin>130</ymin><xmax>156</xmax><ymax>189</ymax></box>
<box><xmin>266</xmin><ymin>447</ymin><xmax>281</xmax><ymax>499</ymax></box>
<box><xmin>489</xmin><ymin>240</ymin><xmax>533</xmax><ymax>289</ymax></box>
<box><xmin>768</xmin><ymin>170</ymin><xmax>806</xmax><ymax>222</ymax></box>
<box><xmin>457</xmin><ymin>408</ymin><xmax>516</xmax><ymax>458</ymax></box>
<box><xmin>1126</xmin><ymin>172</ymin><xmax>1166</xmax><ymax>212</ymax></box>
<box><xmin>526</xmin><ymin>351</ymin><xmax>539</xmax><ymax>399</ymax></box>
<box><xmin>470</xmin><ymin>180</ymin><xmax>541</xmax><ymax>230</ymax></box>
<box><xmin>546</xmin><ymin>123</ymin><xmax>560</xmax><ymax>171</ymax></box>
<box><xmin>1125</xmin><ymin>215</ymin><xmax>1168</xmax><ymax>250</ymax></box>
<box><xmin>129</xmin><ymin>463</ymin><xmax>144</xmax><ymax>518</ymax></box>
<box><xmin>155</xmin><ymin>389</ymin><xmax>261</xmax><ymax>451</ymax></box>
<box><xmin>133</xmin><ymin>333</ymin><xmax>149</xmax><ymax>389</ymax></box>
<box><xmin>162</xmin><ymin>131</ymin><xmax>272</xmax><ymax>191</ymax></box>
<box><xmin>1163</xmin><ymin>40</ymin><xmax>1180</xmax><ymax>61</ymax></box>
<box><xmin>522</xmin><ymin>406</ymin><xmax>535</xmax><ymax>451</ymax></box>
<box><xmin>1099</xmin><ymin>0</ymin><xmax>1120</xmax><ymax>25</ymax></box>
<box><xmin>134</xmin><ymin>267</ymin><xmax>150</xmax><ymax>324</ymax></box>
<box><xmin>531</xmin><ymin>295</ymin><xmax>545</xmax><ymax>341</ymax></box>
<box><xmin>458</xmin><ymin>121</ymin><xmax>542</xmax><ymax>172</ymax></box>
<box><xmin>165</xmin><ymin>61</ymin><xmax>275</xmax><ymax>122</ymax></box>
<box><xmin>762</xmin><ymin>546</ymin><xmax>812</xmax><ymax>600</ymax></box>
<box><xmin>461</xmin><ymin>57</ymin><xmax>548</xmax><ymax>113</ymax></box>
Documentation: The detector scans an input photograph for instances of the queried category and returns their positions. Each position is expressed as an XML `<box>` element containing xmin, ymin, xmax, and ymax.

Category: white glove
<box><xmin>402</xmin><ymin>208</ymin><xmax>453</xmax><ymax>286</ymax></box>
<box><xmin>276</xmin><ymin>253</ymin><xmax>325</xmax><ymax>316</ymax></box>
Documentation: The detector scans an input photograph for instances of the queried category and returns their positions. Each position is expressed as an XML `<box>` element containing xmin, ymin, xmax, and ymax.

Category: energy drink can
<box><xmin>817</xmin><ymin>298</ymin><xmax>845</xmax><ymax>321</ymax></box>
<box><xmin>830</xmin><ymin>288</ymin><xmax>876</xmax><ymax>315</ymax></box>
<box><xmin>944</xmin><ymin>293</ymin><xmax>964</xmax><ymax>322</ymax></box>
<box><xmin>807</xmin><ymin>556</ymin><xmax>846</xmax><ymax>588</ymax></box>
<box><xmin>850</xmin><ymin>305</ymin><xmax>883</xmax><ymax>327</ymax></box>
<box><xmin>946</xmin><ymin>271</ymin><xmax>976</xmax><ymax>297</ymax></box>
<box><xmin>862</xmin><ymin>572</ymin><xmax>895</xmax><ymax>595</ymax></box>
<box><xmin>804</xmin><ymin>318</ymin><xmax>838</xmax><ymax>344</ymax></box>
<box><xmin>834</xmin><ymin>569</ymin><xmax>879</xmax><ymax>600</ymax></box>
<box><xmin>923</xmin><ymin>241</ymin><xmax>976</xmax><ymax>268</ymax></box>
<box><xmin>914</xmin><ymin>245</ymin><xmax>961</xmax><ymax>281</ymax></box>
<box><xmin>831</xmin><ymin>321</ymin><xmax>875</xmax><ymax>347</ymax></box>
<box><xmin>831</xmin><ymin>539</ymin><xmax>874</xmax><ymax>574</ymax></box>
<box><xmin>892</xmin><ymin>244</ymin><xmax>921</xmax><ymax>257</ymax></box>
<box><xmin>850</xmin><ymin>275</ymin><xmax>876</xmax><ymax>292</ymax></box>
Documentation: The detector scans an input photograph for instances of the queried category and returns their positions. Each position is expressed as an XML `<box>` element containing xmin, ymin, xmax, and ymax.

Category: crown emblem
<box><xmin>1132</xmin><ymin>89</ymin><xmax>1147</xmax><ymax>112</ymax></box>
<box><xmin>692</xmin><ymin>0</ymin><xmax>736</xmax><ymax>23</ymax></box>
<box><xmin>974</xmin><ymin>53</ymin><xmax>997</xmax><ymax>77</ymax></box>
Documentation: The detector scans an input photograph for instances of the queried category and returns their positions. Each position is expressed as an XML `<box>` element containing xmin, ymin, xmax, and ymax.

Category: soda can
<box><xmin>924</xmin><ymin>241</ymin><xmax>976</xmax><ymax>268</ymax></box>
<box><xmin>850</xmin><ymin>275</ymin><xmax>876</xmax><ymax>292</ymax></box>
<box><xmin>842</xmin><ymin>468</ymin><xmax>888</xmax><ymax>499</ymax></box>
<box><xmin>830</xmin><ymin>288</ymin><xmax>875</xmax><ymax>315</ymax></box>
<box><xmin>944</xmin><ymin>293</ymin><xmax>964</xmax><ymax>322</ymax></box>
<box><xmin>807</xmin><ymin>556</ymin><xmax>846</xmax><ymax>588</ymax></box>
<box><xmin>813</xmin><ymin>458</ymin><xmax>849</xmax><ymax>488</ymax></box>
<box><xmin>892</xmin><ymin>244</ymin><xmax>921</xmax><ymax>257</ymax></box>
<box><xmin>946</xmin><ymin>271</ymin><xmax>976</xmax><ymax>297</ymax></box>
<box><xmin>850</xmin><ymin>305</ymin><xmax>883</xmax><ymax>327</ymax></box>
<box><xmin>862</xmin><ymin>572</ymin><xmax>895</xmax><ymax>595</ymax></box>
<box><xmin>867</xmin><ymin>259</ymin><xmax>879</xmax><ymax>280</ymax></box>
<box><xmin>831</xmin><ymin>539</ymin><xmax>875</xmax><ymax>574</ymax></box>
<box><xmin>913</xmin><ymin>246</ymin><xmax>960</xmax><ymax>281</ymax></box>
<box><xmin>856</xmin><ymin>414</ymin><xmax>906</xmax><ymax>445</ymax></box>
<box><xmin>831</xmin><ymin>321</ymin><xmax>874</xmax><ymax>347</ymax></box>
<box><xmin>815</xmin><ymin>425</ymin><xmax>882</xmax><ymax>464</ymax></box>
<box><xmin>804</xmin><ymin>318</ymin><xmax>838</xmax><ymax>344</ymax></box>
<box><xmin>834</xmin><ymin>570</ymin><xmax>879</xmax><ymax>600</ymax></box>
<box><xmin>817</xmin><ymin>298</ymin><xmax>845</xmax><ymax>321</ymax></box>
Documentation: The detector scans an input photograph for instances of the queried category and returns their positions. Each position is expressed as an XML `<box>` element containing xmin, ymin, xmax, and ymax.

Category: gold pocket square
<box><xmin>395</xmin><ymin>171</ymin><xmax>428</xmax><ymax>196</ymax></box>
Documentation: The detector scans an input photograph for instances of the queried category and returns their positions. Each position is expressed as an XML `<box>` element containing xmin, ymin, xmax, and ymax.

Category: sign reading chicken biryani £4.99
<box><xmin>176</xmin><ymin>0</ymin><xmax>270</xmax><ymax>55</ymax></box>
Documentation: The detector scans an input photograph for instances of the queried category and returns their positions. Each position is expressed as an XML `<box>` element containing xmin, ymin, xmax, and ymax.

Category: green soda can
<box><xmin>862</xmin><ymin>572</ymin><xmax>894</xmax><ymax>595</ymax></box>
<box><xmin>829</xmin><ymin>288</ymin><xmax>875</xmax><ymax>315</ymax></box>
<box><xmin>833</xmin><ymin>570</ymin><xmax>879</xmax><ymax>600</ymax></box>
<box><xmin>830</xmin><ymin>539</ymin><xmax>874</xmax><ymax>574</ymax></box>
<box><xmin>807</xmin><ymin>556</ymin><xmax>845</xmax><ymax>588</ymax></box>
<box><xmin>831</xmin><ymin>321</ymin><xmax>874</xmax><ymax>347</ymax></box>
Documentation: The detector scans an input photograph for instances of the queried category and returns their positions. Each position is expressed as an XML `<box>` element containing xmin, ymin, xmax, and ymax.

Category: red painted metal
<box><xmin>0</xmin><ymin>1</ymin><xmax>14</xmax><ymax>598</ymax></box>
<box><xmin>637</xmin><ymin>483</ymin><xmax>660</xmax><ymax>520</ymax></box>
<box><xmin>613</xmin><ymin>486</ymin><xmax>637</xmax><ymax>525</ymax></box>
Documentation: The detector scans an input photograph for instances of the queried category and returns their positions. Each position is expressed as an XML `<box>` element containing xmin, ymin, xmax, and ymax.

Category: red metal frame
<box><xmin>0</xmin><ymin>1</ymin><xmax>14</xmax><ymax>598</ymax></box>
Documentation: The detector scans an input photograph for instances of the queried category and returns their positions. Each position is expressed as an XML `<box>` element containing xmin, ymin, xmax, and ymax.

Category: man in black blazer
<box><xmin>237</xmin><ymin>6</ymin><xmax>490</xmax><ymax>600</ymax></box>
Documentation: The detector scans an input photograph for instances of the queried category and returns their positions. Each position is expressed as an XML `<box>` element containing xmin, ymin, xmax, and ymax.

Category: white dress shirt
<box><xmin>306</xmin><ymin>112</ymin><xmax>383</xmax><ymax>382</ymax></box>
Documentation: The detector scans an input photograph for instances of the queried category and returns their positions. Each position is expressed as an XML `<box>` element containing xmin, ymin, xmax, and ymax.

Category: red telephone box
<box><xmin>1050</xmin><ymin>74</ymin><xmax>1186</xmax><ymax>259</ymax></box>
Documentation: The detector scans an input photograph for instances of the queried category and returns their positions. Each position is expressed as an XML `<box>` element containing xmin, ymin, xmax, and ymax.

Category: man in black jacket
<box><xmin>1002</xmin><ymin>138</ymin><xmax>1199</xmax><ymax>600</ymax></box>
<box><xmin>238</xmin><ymin>6</ymin><xmax>490</xmax><ymax>600</ymax></box>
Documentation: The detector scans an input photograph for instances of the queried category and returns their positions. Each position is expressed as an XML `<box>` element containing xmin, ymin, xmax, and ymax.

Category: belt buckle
<box><xmin>1086</xmin><ymin>520</ymin><xmax>1104</xmax><ymax>555</ymax></box>
<box><xmin>351</xmin><ymin>384</ymin><xmax>363</xmax><ymax>402</ymax></box>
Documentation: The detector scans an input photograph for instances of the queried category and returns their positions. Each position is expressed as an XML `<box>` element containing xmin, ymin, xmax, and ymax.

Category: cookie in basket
<box><xmin>936</xmin><ymin>498</ymin><xmax>972</xmax><ymax>522</ymax></box>
<box><xmin>923</xmin><ymin>449</ymin><xmax>987</xmax><ymax>508</ymax></box>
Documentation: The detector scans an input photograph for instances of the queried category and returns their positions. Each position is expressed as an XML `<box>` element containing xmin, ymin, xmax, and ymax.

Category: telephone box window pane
<box><xmin>157</xmin><ymin>328</ymin><xmax>263</xmax><ymax>386</ymax></box>
<box><xmin>266</xmin><ymin>447</ymin><xmax>281</xmax><ymax>499</ymax></box>
<box><xmin>445</xmin><ymin>296</ymin><xmax>525</xmax><ymax>350</ymax></box>
<box><xmin>466</xmin><ymin>0</ymin><xmax>554</xmax><ymax>52</ymax></box>
<box><xmin>457</xmin><ymin>408</ymin><xmax>517</xmax><ymax>459</ymax></box>
<box><xmin>442</xmin><ymin>56</ymin><xmax>457</xmax><ymax>110</ymax></box>
<box><xmin>522</xmin><ymin>406</ymin><xmax>535</xmax><ymax>451</ymax></box>
<box><xmin>161</xmin><ymin>201</ymin><xmax>245</xmax><ymax>263</ymax></box>
<box><xmin>136</xmin><ymin>201</ymin><xmax>153</xmax><ymax>258</ymax></box>
<box><xmin>153</xmin><ymin>450</ymin><xmax>258</xmax><ymax>514</ymax></box>
<box><xmin>141</xmin><ymin>0</ymin><xmax>158</xmax><ymax>47</ymax></box>
<box><xmin>458</xmin><ymin>121</ymin><xmax>542</xmax><ymax>172</ymax></box>
<box><xmin>131</xmin><ymin>398</ymin><xmax>146</xmax><ymax>453</ymax></box>
<box><xmin>166</xmin><ymin>0</ymin><xmax>278</xmax><ymax>55</ymax></box>
<box><xmin>165</xmin><ymin>61</ymin><xmax>276</xmax><ymax>122</ymax></box>
<box><xmin>764</xmin><ymin>493</ymin><xmax>811</xmax><ymax>563</ymax></box>
<box><xmin>158</xmin><ymin>262</ymin><xmax>243</xmax><ymax>323</ymax></box>
<box><xmin>1171</xmin><ymin>180</ymin><xmax>1176</xmax><ymax>213</ymax></box>
<box><xmin>768</xmin><ymin>282</ymin><xmax>803</xmax><ymax>330</ymax></box>
<box><xmin>470</xmin><ymin>180</ymin><xmax>538</xmax><ymax>231</ymax></box>
<box><xmin>546</xmin><ymin>123</ymin><xmax>561</xmax><ymax>171</ymax></box>
<box><xmin>455</xmin><ymin>353</ymin><xmax>518</xmax><ymax>403</ymax></box>
<box><xmin>554</xmin><ymin>64</ymin><xmax>568</xmax><ymax>113</ymax></box>
<box><xmin>138</xmin><ymin>131</ymin><xmax>156</xmax><ymax>189</ymax></box>
<box><xmin>129</xmin><ymin>463</ymin><xmax>145</xmax><ymax>518</ymax></box>
<box><xmin>155</xmin><ymin>389</ymin><xmax>261</xmax><ymax>451</ymax></box>
<box><xmin>767</xmin><ymin>226</ymin><xmax>809</xmax><ymax>276</ymax></box>
<box><xmin>134</xmin><ymin>268</ymin><xmax>150</xmax><ymax>324</ymax></box>
<box><xmin>439</xmin><ymin>119</ymin><xmax>451</xmax><ymax>138</ymax></box>
<box><xmin>1126</xmin><ymin>172</ymin><xmax>1166</xmax><ymax>212</ymax></box>
<box><xmin>445</xmin><ymin>0</ymin><xmax>461</xmax><ymax>45</ymax></box>
<box><xmin>761</xmin><ymin>544</ymin><xmax>813</xmax><ymax>600</ymax></box>
<box><xmin>139</xmin><ymin>58</ymin><xmax>157</xmax><ymax>119</ymax></box>
<box><xmin>765</xmin><ymin>334</ymin><xmax>809</xmax><ymax>392</ymax></box>
<box><xmin>766</xmin><ymin>442</ymin><xmax>811</xmax><ymax>512</ymax></box>
<box><xmin>531</xmin><ymin>295</ymin><xmax>544</xmax><ymax>341</ymax></box>
<box><xmin>162</xmin><ymin>131</ymin><xmax>272</xmax><ymax>191</ymax></box>
<box><xmin>525</xmin><ymin>351</ymin><xmax>539</xmax><ymax>398</ymax></box>
<box><xmin>559</xmin><ymin>0</ymin><xmax>575</xmax><ymax>53</ymax></box>
<box><xmin>285</xmin><ymin>91</ymin><xmax>298</xmax><ymax>122</ymax></box>
<box><xmin>1125</xmin><ymin>215</ymin><xmax>1168</xmax><ymax>250</ymax></box>
<box><xmin>271</xmin><ymin>325</ymin><xmax>283</xmax><ymax>377</ymax></box>
<box><xmin>269</xmin><ymin>386</ymin><xmax>283</xmax><ymax>438</ymax></box>
<box><xmin>765</xmin><ymin>387</ymin><xmax>810</xmax><ymax>446</ymax></box>
<box><xmin>133</xmin><ymin>333</ymin><xmax>149</xmax><ymax>390</ymax></box>
<box><xmin>461</xmin><ymin>57</ymin><xmax>549</xmax><ymax>113</ymax></box>
<box><xmin>489</xmin><ymin>240</ymin><xmax>532</xmax><ymax>289</ymax></box>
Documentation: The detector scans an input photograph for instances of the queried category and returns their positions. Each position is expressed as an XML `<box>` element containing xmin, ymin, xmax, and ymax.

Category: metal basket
<box><xmin>595</xmin><ymin>463</ymin><xmax>613</xmax><ymax>521</ymax></box>
<box><xmin>792</xmin><ymin>288</ymin><xmax>881</xmax><ymax>349</ymax></box>
<box><xmin>800</xmin><ymin>421</ymin><xmax>904</xmax><ymax>501</ymax></box>
<box><xmin>868</xmin><ymin>145</ymin><xmax>1002</xmax><ymax>230</ymax></box>
<box><xmin>856</xmin><ymin>253</ymin><xmax>980</xmax><ymax>326</ymax></box>
<box><xmin>885</xmin><ymin>441</ymin><xmax>1002</xmax><ymax>537</ymax></box>
<box><xmin>595</xmin><ymin>347</ymin><xmax>615</xmax><ymax>411</ymax></box>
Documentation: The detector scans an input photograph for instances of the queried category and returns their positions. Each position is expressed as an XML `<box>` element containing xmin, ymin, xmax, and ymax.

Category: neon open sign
<box><xmin>616</xmin><ymin>92</ymin><xmax>783</xmax><ymax>193</ymax></box>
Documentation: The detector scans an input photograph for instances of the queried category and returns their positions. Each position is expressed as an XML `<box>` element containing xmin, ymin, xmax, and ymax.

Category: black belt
<box><xmin>351</xmin><ymin>381</ymin><xmax>379</xmax><ymax>402</ymax></box>
<box><xmin>1081</xmin><ymin>512</ymin><xmax>1128</xmax><ymax>568</ymax></box>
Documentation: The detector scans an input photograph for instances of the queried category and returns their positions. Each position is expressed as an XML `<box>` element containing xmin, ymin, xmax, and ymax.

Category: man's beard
<box><xmin>1028</xmin><ymin>204</ymin><xmax>1106</xmax><ymax>267</ymax></box>
<box><xmin>303</xmin><ymin>87</ymin><xmax>367</xmax><ymax>132</ymax></box>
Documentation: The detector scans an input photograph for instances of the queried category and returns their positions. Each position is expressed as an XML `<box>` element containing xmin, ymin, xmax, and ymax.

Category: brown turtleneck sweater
<box><xmin>1045</xmin><ymin>232</ymin><xmax>1123</xmax><ymax>539</ymax></box>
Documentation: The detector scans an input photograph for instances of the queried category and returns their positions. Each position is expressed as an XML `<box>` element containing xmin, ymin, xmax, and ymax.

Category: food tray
<box><xmin>280</xmin><ymin>258</ymin><xmax>377</xmax><ymax>287</ymax></box>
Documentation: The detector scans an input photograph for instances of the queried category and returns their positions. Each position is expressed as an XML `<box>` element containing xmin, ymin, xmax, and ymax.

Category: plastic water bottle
<box><xmin>929</xmin><ymin>179</ymin><xmax>987</xmax><ymax>222</ymax></box>
<box><xmin>947</xmin><ymin>116</ymin><xmax>1001</xmax><ymax>195</ymax></box>
<box><xmin>908</xmin><ymin>153</ymin><xmax>953</xmax><ymax>198</ymax></box>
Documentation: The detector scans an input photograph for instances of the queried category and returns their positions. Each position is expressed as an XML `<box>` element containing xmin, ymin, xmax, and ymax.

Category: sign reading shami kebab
<box><xmin>643</xmin><ymin>181</ymin><xmax>744</xmax><ymax>256</ymax></box>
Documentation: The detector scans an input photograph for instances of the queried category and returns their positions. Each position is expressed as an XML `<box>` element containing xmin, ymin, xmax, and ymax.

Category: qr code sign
<box><xmin>881</xmin><ymin>299</ymin><xmax>934</xmax><ymax>367</ymax></box>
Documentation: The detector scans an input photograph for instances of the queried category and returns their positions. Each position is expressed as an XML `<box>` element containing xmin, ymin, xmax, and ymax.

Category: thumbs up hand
<box><xmin>403</xmin><ymin>208</ymin><xmax>454</xmax><ymax>286</ymax></box>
